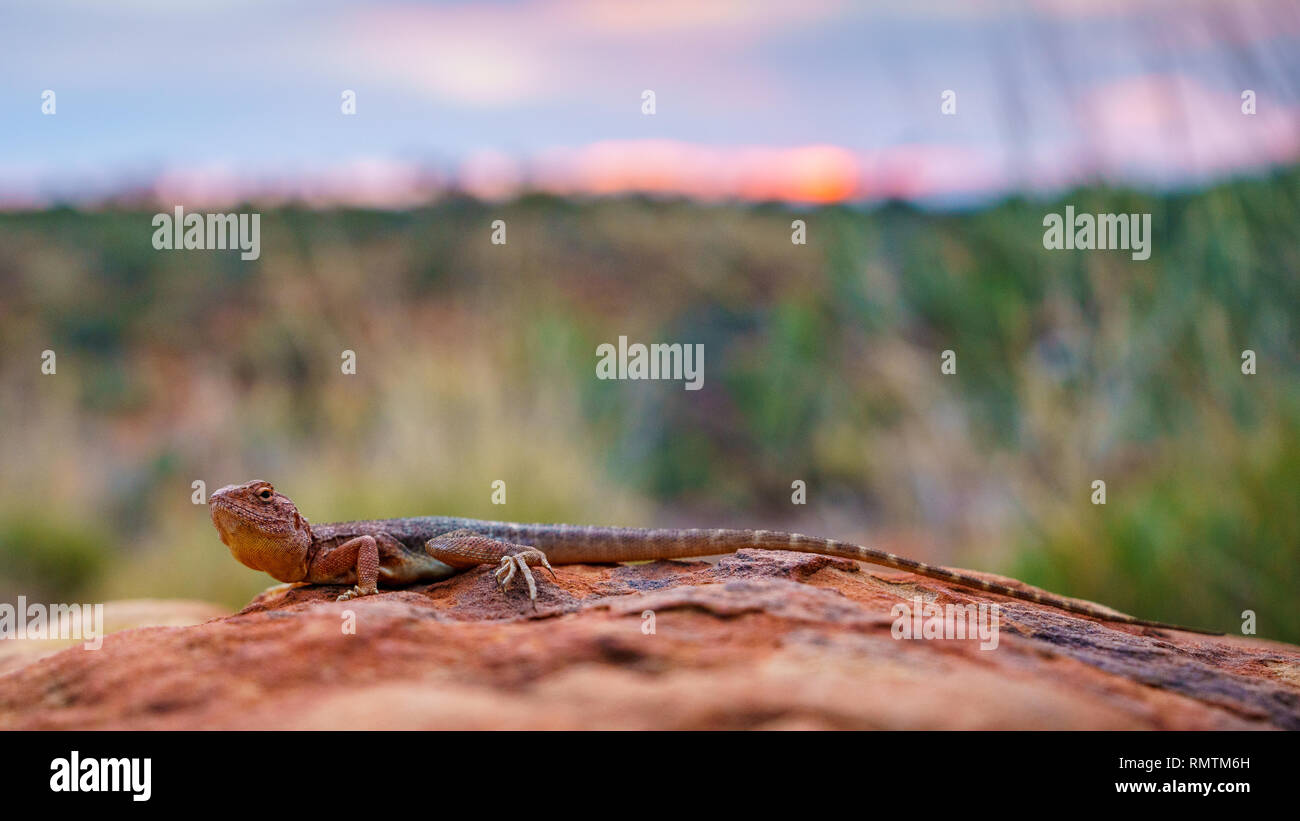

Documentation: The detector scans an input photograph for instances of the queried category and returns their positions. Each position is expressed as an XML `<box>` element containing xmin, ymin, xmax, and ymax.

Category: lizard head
<box><xmin>209</xmin><ymin>480</ymin><xmax>312</xmax><ymax>583</ymax></box>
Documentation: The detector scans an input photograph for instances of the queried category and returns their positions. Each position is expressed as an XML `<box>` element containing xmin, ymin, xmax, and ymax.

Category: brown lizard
<box><xmin>208</xmin><ymin>479</ymin><xmax>1220</xmax><ymax>634</ymax></box>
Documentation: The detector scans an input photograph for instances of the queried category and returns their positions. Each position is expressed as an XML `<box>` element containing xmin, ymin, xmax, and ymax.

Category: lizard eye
<box><xmin>258</xmin><ymin>488</ymin><xmax>273</xmax><ymax>500</ymax></box>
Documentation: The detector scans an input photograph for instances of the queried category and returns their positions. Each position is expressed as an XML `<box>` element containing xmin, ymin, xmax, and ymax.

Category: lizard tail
<box><xmin>784</xmin><ymin>533</ymin><xmax>1224</xmax><ymax>635</ymax></box>
<box><xmin>512</xmin><ymin>524</ymin><xmax>1222</xmax><ymax>635</ymax></box>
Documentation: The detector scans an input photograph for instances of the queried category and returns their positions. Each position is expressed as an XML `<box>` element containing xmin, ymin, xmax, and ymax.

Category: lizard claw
<box><xmin>494</xmin><ymin>555</ymin><xmax>537</xmax><ymax>601</ymax></box>
<box><xmin>494</xmin><ymin>556</ymin><xmax>517</xmax><ymax>589</ymax></box>
<box><xmin>537</xmin><ymin>553</ymin><xmax>557</xmax><ymax>581</ymax></box>
<box><xmin>491</xmin><ymin>548</ymin><xmax>554</xmax><ymax>603</ymax></box>
<box><xmin>336</xmin><ymin>584</ymin><xmax>377</xmax><ymax>602</ymax></box>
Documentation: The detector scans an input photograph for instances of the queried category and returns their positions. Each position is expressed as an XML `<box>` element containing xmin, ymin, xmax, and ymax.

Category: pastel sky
<box><xmin>2</xmin><ymin>0</ymin><xmax>1298</xmax><ymax>207</ymax></box>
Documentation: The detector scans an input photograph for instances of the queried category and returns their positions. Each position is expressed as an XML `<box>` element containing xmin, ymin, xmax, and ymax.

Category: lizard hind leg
<box><xmin>424</xmin><ymin>529</ymin><xmax>556</xmax><ymax>604</ymax></box>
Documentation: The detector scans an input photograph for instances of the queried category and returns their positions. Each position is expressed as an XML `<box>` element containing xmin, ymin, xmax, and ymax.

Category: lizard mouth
<box><xmin>207</xmin><ymin>494</ymin><xmax>290</xmax><ymax>548</ymax></box>
<box><xmin>209</xmin><ymin>497</ymin><xmax>277</xmax><ymax>527</ymax></box>
<box><xmin>208</xmin><ymin>496</ymin><xmax>274</xmax><ymax>535</ymax></box>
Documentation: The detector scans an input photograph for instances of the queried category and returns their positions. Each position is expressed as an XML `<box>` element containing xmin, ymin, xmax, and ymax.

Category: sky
<box><xmin>2</xmin><ymin>0</ymin><xmax>1299</xmax><ymax>207</ymax></box>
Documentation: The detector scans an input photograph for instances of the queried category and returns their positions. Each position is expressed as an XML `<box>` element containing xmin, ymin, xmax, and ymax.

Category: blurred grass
<box><xmin>0</xmin><ymin>169</ymin><xmax>1296</xmax><ymax>639</ymax></box>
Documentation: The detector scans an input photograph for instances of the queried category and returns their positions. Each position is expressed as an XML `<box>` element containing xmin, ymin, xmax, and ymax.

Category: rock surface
<box><xmin>1</xmin><ymin>551</ymin><xmax>1297</xmax><ymax>729</ymax></box>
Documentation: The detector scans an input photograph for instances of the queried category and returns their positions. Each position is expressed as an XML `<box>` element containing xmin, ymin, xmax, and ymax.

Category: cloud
<box><xmin>1078</xmin><ymin>74</ymin><xmax>1300</xmax><ymax>180</ymax></box>
<box><xmin>337</xmin><ymin>0</ymin><xmax>844</xmax><ymax>108</ymax></box>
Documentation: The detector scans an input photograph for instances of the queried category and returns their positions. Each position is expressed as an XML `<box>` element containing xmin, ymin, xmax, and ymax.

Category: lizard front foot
<box><xmin>336</xmin><ymin>584</ymin><xmax>378</xmax><ymax>602</ymax></box>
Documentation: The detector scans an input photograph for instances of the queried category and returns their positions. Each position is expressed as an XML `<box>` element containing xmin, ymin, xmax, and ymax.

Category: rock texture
<box><xmin>1</xmin><ymin>551</ymin><xmax>1297</xmax><ymax>729</ymax></box>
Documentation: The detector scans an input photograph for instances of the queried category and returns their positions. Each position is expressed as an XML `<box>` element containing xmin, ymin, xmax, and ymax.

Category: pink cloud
<box><xmin>1078</xmin><ymin>74</ymin><xmax>1300</xmax><ymax>180</ymax></box>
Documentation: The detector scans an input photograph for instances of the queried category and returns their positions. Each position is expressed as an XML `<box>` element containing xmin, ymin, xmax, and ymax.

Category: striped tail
<box><xmin>784</xmin><ymin>533</ymin><xmax>1223</xmax><ymax>635</ymax></box>
<box><xmin>497</xmin><ymin>523</ymin><xmax>1222</xmax><ymax>635</ymax></box>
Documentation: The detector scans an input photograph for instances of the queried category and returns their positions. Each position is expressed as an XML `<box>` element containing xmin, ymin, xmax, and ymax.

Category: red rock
<box><xmin>0</xmin><ymin>550</ymin><xmax>1296</xmax><ymax>729</ymax></box>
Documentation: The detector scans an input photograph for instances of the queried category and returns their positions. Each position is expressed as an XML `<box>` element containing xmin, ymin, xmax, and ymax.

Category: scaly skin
<box><xmin>208</xmin><ymin>479</ymin><xmax>1220</xmax><ymax>633</ymax></box>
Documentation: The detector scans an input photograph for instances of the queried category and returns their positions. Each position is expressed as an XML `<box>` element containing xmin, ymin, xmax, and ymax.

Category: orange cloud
<box><xmin>527</xmin><ymin>140</ymin><xmax>863</xmax><ymax>203</ymax></box>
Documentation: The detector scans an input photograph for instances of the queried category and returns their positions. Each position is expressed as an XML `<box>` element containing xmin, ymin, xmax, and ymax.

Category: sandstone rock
<box><xmin>1</xmin><ymin>551</ymin><xmax>1296</xmax><ymax>729</ymax></box>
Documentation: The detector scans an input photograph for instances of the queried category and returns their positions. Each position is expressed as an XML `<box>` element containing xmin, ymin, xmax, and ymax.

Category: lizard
<box><xmin>208</xmin><ymin>479</ymin><xmax>1221</xmax><ymax>634</ymax></box>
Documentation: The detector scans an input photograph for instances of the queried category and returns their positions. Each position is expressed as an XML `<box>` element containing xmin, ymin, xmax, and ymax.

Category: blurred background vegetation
<box><xmin>0</xmin><ymin>169</ymin><xmax>1296</xmax><ymax>640</ymax></box>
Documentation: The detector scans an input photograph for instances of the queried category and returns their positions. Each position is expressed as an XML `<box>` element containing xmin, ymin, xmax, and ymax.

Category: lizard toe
<box><xmin>336</xmin><ymin>584</ymin><xmax>377</xmax><ymax>602</ymax></box>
